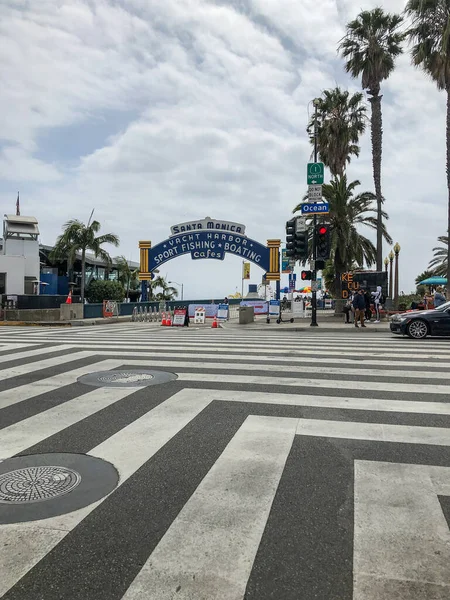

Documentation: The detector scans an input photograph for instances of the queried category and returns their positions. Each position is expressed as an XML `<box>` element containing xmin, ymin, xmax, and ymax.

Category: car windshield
<box><xmin>435</xmin><ymin>300</ymin><xmax>450</xmax><ymax>312</ymax></box>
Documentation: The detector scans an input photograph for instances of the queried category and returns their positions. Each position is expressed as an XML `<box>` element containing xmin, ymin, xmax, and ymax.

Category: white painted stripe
<box><xmin>2</xmin><ymin>340</ymin><xmax>448</xmax><ymax>361</ymax></box>
<box><xmin>190</xmin><ymin>388</ymin><xmax>450</xmax><ymax>415</ymax></box>
<box><xmin>76</xmin><ymin>349</ymin><xmax>450</xmax><ymax>370</ymax></box>
<box><xmin>122</xmin><ymin>415</ymin><xmax>297</xmax><ymax>600</ymax></box>
<box><xmin>69</xmin><ymin>357</ymin><xmax>449</xmax><ymax>381</ymax></box>
<box><xmin>296</xmin><ymin>418</ymin><xmax>450</xmax><ymax>446</ymax></box>
<box><xmin>353</xmin><ymin>461</ymin><xmax>450</xmax><ymax>598</ymax></box>
<box><xmin>0</xmin><ymin>385</ymin><xmax>141</xmax><ymax>460</ymax></box>
<box><xmin>0</xmin><ymin>392</ymin><xmax>212</xmax><ymax>597</ymax></box>
<box><xmin>0</xmin><ymin>359</ymin><xmax>121</xmax><ymax>410</ymax></box>
<box><xmin>0</xmin><ymin>348</ymin><xmax>92</xmax><ymax>381</ymax></box>
<box><xmin>0</xmin><ymin>345</ymin><xmax>74</xmax><ymax>363</ymax></box>
<box><xmin>175</xmin><ymin>372</ymin><xmax>450</xmax><ymax>396</ymax></box>
<box><xmin>0</xmin><ymin>342</ymin><xmax>41</xmax><ymax>351</ymax></box>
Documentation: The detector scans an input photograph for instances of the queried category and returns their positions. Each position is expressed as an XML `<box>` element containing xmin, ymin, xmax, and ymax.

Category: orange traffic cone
<box><xmin>161</xmin><ymin>312</ymin><xmax>167</xmax><ymax>326</ymax></box>
<box><xmin>66</xmin><ymin>290</ymin><xmax>72</xmax><ymax>304</ymax></box>
<box><xmin>166</xmin><ymin>312</ymin><xmax>172</xmax><ymax>326</ymax></box>
<box><xmin>211</xmin><ymin>316</ymin><xmax>218</xmax><ymax>329</ymax></box>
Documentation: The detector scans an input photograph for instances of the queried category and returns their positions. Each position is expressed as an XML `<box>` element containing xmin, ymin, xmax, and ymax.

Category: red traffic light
<box><xmin>301</xmin><ymin>270</ymin><xmax>312</xmax><ymax>280</ymax></box>
<box><xmin>318</xmin><ymin>226</ymin><xmax>328</xmax><ymax>235</ymax></box>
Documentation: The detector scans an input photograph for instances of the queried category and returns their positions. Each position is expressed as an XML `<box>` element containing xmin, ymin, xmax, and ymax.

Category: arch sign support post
<box><xmin>138</xmin><ymin>217</ymin><xmax>280</xmax><ymax>302</ymax></box>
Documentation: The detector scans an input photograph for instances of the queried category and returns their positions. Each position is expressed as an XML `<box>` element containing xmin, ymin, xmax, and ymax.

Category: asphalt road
<box><xmin>0</xmin><ymin>323</ymin><xmax>449</xmax><ymax>600</ymax></box>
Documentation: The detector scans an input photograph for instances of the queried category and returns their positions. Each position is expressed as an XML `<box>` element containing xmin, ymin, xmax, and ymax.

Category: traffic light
<box><xmin>285</xmin><ymin>218</ymin><xmax>296</xmax><ymax>259</ymax></box>
<box><xmin>316</xmin><ymin>224</ymin><xmax>331</xmax><ymax>260</ymax></box>
<box><xmin>294</xmin><ymin>223</ymin><xmax>308</xmax><ymax>260</ymax></box>
<box><xmin>301</xmin><ymin>270</ymin><xmax>312</xmax><ymax>280</ymax></box>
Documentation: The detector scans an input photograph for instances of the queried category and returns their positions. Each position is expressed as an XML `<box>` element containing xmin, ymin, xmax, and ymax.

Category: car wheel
<box><xmin>406</xmin><ymin>319</ymin><xmax>429</xmax><ymax>339</ymax></box>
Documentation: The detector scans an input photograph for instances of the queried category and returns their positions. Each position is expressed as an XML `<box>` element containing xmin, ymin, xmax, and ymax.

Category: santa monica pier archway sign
<box><xmin>138</xmin><ymin>217</ymin><xmax>281</xmax><ymax>300</ymax></box>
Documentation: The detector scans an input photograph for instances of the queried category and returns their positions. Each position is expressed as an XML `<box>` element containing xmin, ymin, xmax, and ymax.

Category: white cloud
<box><xmin>0</xmin><ymin>0</ymin><xmax>446</xmax><ymax>298</ymax></box>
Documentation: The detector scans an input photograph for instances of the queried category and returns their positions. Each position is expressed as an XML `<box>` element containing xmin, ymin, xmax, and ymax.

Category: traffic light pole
<box><xmin>311</xmin><ymin>100</ymin><xmax>319</xmax><ymax>327</ymax></box>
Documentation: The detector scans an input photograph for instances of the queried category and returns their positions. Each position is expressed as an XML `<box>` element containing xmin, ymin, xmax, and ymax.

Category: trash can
<box><xmin>239</xmin><ymin>306</ymin><xmax>255</xmax><ymax>324</ymax></box>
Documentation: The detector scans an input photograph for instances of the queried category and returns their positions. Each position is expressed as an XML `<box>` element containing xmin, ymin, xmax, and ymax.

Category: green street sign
<box><xmin>307</xmin><ymin>162</ymin><xmax>324</xmax><ymax>185</ymax></box>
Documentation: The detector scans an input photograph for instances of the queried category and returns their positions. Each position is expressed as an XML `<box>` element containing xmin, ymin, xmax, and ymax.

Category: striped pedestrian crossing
<box><xmin>0</xmin><ymin>324</ymin><xmax>449</xmax><ymax>599</ymax></box>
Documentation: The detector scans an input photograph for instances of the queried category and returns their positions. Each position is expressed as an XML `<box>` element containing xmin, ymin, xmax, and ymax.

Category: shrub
<box><xmin>86</xmin><ymin>280</ymin><xmax>125</xmax><ymax>304</ymax></box>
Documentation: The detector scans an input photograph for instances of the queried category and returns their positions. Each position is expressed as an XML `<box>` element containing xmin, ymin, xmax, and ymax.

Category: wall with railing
<box><xmin>83</xmin><ymin>298</ymin><xmax>242</xmax><ymax>320</ymax></box>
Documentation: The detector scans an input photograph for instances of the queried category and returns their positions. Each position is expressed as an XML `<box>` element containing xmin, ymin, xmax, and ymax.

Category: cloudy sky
<box><xmin>0</xmin><ymin>0</ymin><xmax>445</xmax><ymax>299</ymax></box>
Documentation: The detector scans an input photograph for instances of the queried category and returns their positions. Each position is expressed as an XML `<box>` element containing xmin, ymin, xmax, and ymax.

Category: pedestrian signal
<box><xmin>301</xmin><ymin>270</ymin><xmax>312</xmax><ymax>280</ymax></box>
<box><xmin>316</xmin><ymin>224</ymin><xmax>331</xmax><ymax>260</ymax></box>
<box><xmin>285</xmin><ymin>219</ymin><xmax>296</xmax><ymax>259</ymax></box>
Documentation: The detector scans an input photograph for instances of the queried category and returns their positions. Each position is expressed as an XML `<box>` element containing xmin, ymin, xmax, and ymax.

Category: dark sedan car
<box><xmin>390</xmin><ymin>300</ymin><xmax>450</xmax><ymax>339</ymax></box>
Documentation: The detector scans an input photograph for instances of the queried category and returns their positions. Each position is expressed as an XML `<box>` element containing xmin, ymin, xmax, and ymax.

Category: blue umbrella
<box><xmin>418</xmin><ymin>276</ymin><xmax>447</xmax><ymax>285</ymax></box>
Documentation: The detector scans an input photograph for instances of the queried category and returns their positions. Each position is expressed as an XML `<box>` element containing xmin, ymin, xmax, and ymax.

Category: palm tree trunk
<box><xmin>370</xmin><ymin>92</ymin><xmax>383</xmax><ymax>271</ymax></box>
<box><xmin>447</xmin><ymin>90</ymin><xmax>450</xmax><ymax>296</ymax></box>
<box><xmin>81</xmin><ymin>248</ymin><xmax>86</xmax><ymax>303</ymax></box>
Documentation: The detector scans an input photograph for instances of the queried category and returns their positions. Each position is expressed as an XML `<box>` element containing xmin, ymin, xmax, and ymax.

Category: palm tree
<box><xmin>51</xmin><ymin>218</ymin><xmax>119</xmax><ymax>302</ymax></box>
<box><xmin>115</xmin><ymin>256</ymin><xmax>139</xmax><ymax>301</ymax></box>
<box><xmin>307</xmin><ymin>87</ymin><xmax>367</xmax><ymax>178</ymax></box>
<box><xmin>428</xmin><ymin>235</ymin><xmax>449</xmax><ymax>277</ymax></box>
<box><xmin>148</xmin><ymin>276</ymin><xmax>178</xmax><ymax>301</ymax></box>
<box><xmin>406</xmin><ymin>1</ymin><xmax>450</xmax><ymax>291</ymax></box>
<box><xmin>293</xmin><ymin>176</ymin><xmax>393</xmax><ymax>298</ymax></box>
<box><xmin>339</xmin><ymin>8</ymin><xmax>405</xmax><ymax>271</ymax></box>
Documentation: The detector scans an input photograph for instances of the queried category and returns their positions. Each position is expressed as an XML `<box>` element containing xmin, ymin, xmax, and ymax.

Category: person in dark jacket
<box><xmin>352</xmin><ymin>289</ymin><xmax>366</xmax><ymax>328</ymax></box>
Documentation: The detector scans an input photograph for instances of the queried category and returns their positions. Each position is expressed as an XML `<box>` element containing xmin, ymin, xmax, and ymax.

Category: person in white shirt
<box><xmin>371</xmin><ymin>286</ymin><xmax>382</xmax><ymax>323</ymax></box>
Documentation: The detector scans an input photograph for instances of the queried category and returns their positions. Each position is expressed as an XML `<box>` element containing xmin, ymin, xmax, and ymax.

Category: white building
<box><xmin>0</xmin><ymin>215</ymin><xmax>40</xmax><ymax>296</ymax></box>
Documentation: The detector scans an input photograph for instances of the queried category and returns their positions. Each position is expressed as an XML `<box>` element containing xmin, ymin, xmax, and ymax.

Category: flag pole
<box><xmin>16</xmin><ymin>191</ymin><xmax>20</xmax><ymax>216</ymax></box>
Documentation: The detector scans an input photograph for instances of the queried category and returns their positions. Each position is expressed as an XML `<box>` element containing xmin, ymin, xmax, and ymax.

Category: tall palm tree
<box><xmin>293</xmin><ymin>176</ymin><xmax>392</xmax><ymax>297</ymax></box>
<box><xmin>115</xmin><ymin>256</ymin><xmax>139</xmax><ymax>301</ymax></box>
<box><xmin>406</xmin><ymin>0</ymin><xmax>450</xmax><ymax>291</ymax></box>
<box><xmin>51</xmin><ymin>219</ymin><xmax>119</xmax><ymax>302</ymax></box>
<box><xmin>339</xmin><ymin>8</ymin><xmax>405</xmax><ymax>271</ymax></box>
<box><xmin>148</xmin><ymin>276</ymin><xmax>178</xmax><ymax>301</ymax></box>
<box><xmin>307</xmin><ymin>87</ymin><xmax>367</xmax><ymax>178</ymax></box>
<box><xmin>428</xmin><ymin>235</ymin><xmax>449</xmax><ymax>277</ymax></box>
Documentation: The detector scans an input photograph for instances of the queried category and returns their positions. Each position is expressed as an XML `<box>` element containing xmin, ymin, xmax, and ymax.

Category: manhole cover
<box><xmin>0</xmin><ymin>466</ymin><xmax>81</xmax><ymax>504</ymax></box>
<box><xmin>0</xmin><ymin>454</ymin><xmax>119</xmax><ymax>524</ymax></box>
<box><xmin>78</xmin><ymin>369</ymin><xmax>177</xmax><ymax>388</ymax></box>
<box><xmin>98</xmin><ymin>372</ymin><xmax>154</xmax><ymax>384</ymax></box>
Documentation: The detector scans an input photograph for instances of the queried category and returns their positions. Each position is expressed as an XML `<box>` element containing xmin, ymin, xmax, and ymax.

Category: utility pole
<box><xmin>311</xmin><ymin>98</ymin><xmax>320</xmax><ymax>327</ymax></box>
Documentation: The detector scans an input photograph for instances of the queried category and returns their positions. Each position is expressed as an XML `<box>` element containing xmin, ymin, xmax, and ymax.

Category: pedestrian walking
<box><xmin>352</xmin><ymin>289</ymin><xmax>366</xmax><ymax>328</ymax></box>
<box><xmin>371</xmin><ymin>286</ymin><xmax>383</xmax><ymax>323</ymax></box>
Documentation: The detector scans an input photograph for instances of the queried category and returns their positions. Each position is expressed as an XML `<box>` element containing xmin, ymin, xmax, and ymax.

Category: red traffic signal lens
<box><xmin>318</xmin><ymin>226</ymin><xmax>328</xmax><ymax>235</ymax></box>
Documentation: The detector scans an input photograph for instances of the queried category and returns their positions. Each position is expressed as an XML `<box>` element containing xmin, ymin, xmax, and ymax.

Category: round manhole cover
<box><xmin>78</xmin><ymin>369</ymin><xmax>177</xmax><ymax>388</ymax></box>
<box><xmin>0</xmin><ymin>454</ymin><xmax>119</xmax><ymax>524</ymax></box>
<box><xmin>98</xmin><ymin>372</ymin><xmax>154</xmax><ymax>384</ymax></box>
<box><xmin>0</xmin><ymin>466</ymin><xmax>81</xmax><ymax>504</ymax></box>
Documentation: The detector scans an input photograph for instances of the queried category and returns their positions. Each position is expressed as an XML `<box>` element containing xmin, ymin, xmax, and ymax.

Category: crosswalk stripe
<box><xmin>0</xmin><ymin>391</ymin><xmax>211</xmax><ymax>597</ymax></box>
<box><xmin>0</xmin><ymin>345</ymin><xmax>75</xmax><ymax>363</ymax></box>
<box><xmin>180</xmin><ymin>388</ymin><xmax>450</xmax><ymax>415</ymax></box>
<box><xmin>78</xmin><ymin>349</ymin><xmax>450</xmax><ymax>370</ymax></box>
<box><xmin>0</xmin><ymin>385</ymin><xmax>141</xmax><ymax>460</ymax></box>
<box><xmin>0</xmin><ymin>359</ymin><xmax>122</xmax><ymax>410</ymax></box>
<box><xmin>1</xmin><ymin>341</ymin><xmax>448</xmax><ymax>361</ymax></box>
<box><xmin>295</xmin><ymin>418</ymin><xmax>450</xmax><ymax>445</ymax></box>
<box><xmin>176</xmin><ymin>372</ymin><xmax>450</xmax><ymax>395</ymax></box>
<box><xmin>65</xmin><ymin>356</ymin><xmax>448</xmax><ymax>381</ymax></box>
<box><xmin>353</xmin><ymin>461</ymin><xmax>450</xmax><ymax>599</ymax></box>
<box><xmin>0</xmin><ymin>348</ymin><xmax>92</xmax><ymax>381</ymax></box>
<box><xmin>122</xmin><ymin>415</ymin><xmax>297</xmax><ymax>600</ymax></box>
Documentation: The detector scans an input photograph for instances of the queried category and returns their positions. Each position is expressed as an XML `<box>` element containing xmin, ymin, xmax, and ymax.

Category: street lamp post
<box><xmin>389</xmin><ymin>250</ymin><xmax>394</xmax><ymax>301</ymax></box>
<box><xmin>384</xmin><ymin>257</ymin><xmax>389</xmax><ymax>273</ymax></box>
<box><xmin>168</xmin><ymin>281</ymin><xmax>183</xmax><ymax>301</ymax></box>
<box><xmin>393</xmin><ymin>243</ymin><xmax>401</xmax><ymax>308</ymax></box>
